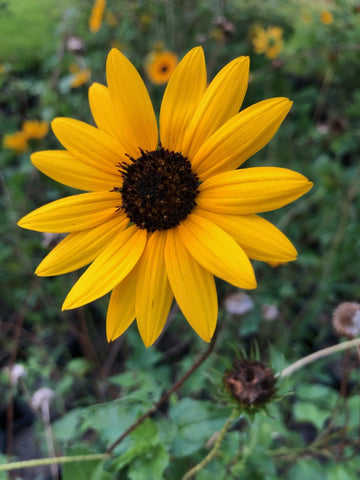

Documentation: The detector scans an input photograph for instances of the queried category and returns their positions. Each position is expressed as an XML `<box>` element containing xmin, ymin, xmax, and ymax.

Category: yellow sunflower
<box><xmin>145</xmin><ymin>51</ymin><xmax>179</xmax><ymax>85</ymax></box>
<box><xmin>18</xmin><ymin>47</ymin><xmax>312</xmax><ymax>347</ymax></box>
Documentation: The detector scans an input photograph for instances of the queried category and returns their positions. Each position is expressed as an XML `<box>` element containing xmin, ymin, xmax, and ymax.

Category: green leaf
<box><xmin>79</xmin><ymin>400</ymin><xmax>145</xmax><ymax>450</ymax></box>
<box><xmin>287</xmin><ymin>459</ymin><xmax>324</xmax><ymax>480</ymax></box>
<box><xmin>328</xmin><ymin>464</ymin><xmax>358</xmax><ymax>480</ymax></box>
<box><xmin>62</xmin><ymin>446</ymin><xmax>112</xmax><ymax>480</ymax></box>
<box><xmin>53</xmin><ymin>408</ymin><xmax>83</xmax><ymax>444</ymax></box>
<box><xmin>169</xmin><ymin>399</ymin><xmax>228</xmax><ymax>457</ymax></box>
<box><xmin>127</xmin><ymin>444</ymin><xmax>169</xmax><ymax>480</ymax></box>
<box><xmin>110</xmin><ymin>418</ymin><xmax>169</xmax><ymax>478</ymax></box>
<box><xmin>293</xmin><ymin>401</ymin><xmax>329</xmax><ymax>430</ymax></box>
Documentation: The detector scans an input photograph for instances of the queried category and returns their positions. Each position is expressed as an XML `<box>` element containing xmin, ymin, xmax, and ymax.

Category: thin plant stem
<box><xmin>181</xmin><ymin>409</ymin><xmax>238</xmax><ymax>480</ymax></box>
<box><xmin>0</xmin><ymin>454</ymin><xmax>108</xmax><ymax>472</ymax></box>
<box><xmin>278</xmin><ymin>338</ymin><xmax>360</xmax><ymax>378</ymax></box>
<box><xmin>106</xmin><ymin>329</ymin><xmax>219</xmax><ymax>454</ymax></box>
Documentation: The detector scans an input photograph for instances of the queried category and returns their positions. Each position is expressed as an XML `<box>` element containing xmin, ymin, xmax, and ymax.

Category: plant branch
<box><xmin>278</xmin><ymin>338</ymin><xmax>360</xmax><ymax>378</ymax></box>
<box><xmin>106</xmin><ymin>329</ymin><xmax>219</xmax><ymax>454</ymax></box>
<box><xmin>181</xmin><ymin>409</ymin><xmax>238</xmax><ymax>480</ymax></box>
<box><xmin>0</xmin><ymin>454</ymin><xmax>108</xmax><ymax>472</ymax></box>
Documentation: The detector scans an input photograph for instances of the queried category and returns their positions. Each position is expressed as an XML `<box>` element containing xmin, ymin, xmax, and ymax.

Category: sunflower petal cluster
<box><xmin>18</xmin><ymin>47</ymin><xmax>312</xmax><ymax>347</ymax></box>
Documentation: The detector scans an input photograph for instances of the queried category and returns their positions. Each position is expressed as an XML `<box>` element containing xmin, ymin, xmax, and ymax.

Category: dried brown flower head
<box><xmin>332</xmin><ymin>302</ymin><xmax>360</xmax><ymax>339</ymax></box>
<box><xmin>224</xmin><ymin>359</ymin><xmax>277</xmax><ymax>408</ymax></box>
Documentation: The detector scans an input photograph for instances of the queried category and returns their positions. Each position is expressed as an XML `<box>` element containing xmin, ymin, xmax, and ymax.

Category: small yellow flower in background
<box><xmin>139</xmin><ymin>13</ymin><xmax>152</xmax><ymax>30</ymax></box>
<box><xmin>18</xmin><ymin>47</ymin><xmax>312</xmax><ymax>347</ymax></box>
<box><xmin>105</xmin><ymin>10</ymin><xmax>117</xmax><ymax>27</ymax></box>
<box><xmin>0</xmin><ymin>64</ymin><xmax>5</xmax><ymax>75</ymax></box>
<box><xmin>69</xmin><ymin>64</ymin><xmax>91</xmax><ymax>88</ymax></box>
<box><xmin>89</xmin><ymin>0</ymin><xmax>106</xmax><ymax>33</ymax></box>
<box><xmin>301</xmin><ymin>10</ymin><xmax>312</xmax><ymax>24</ymax></box>
<box><xmin>145</xmin><ymin>50</ymin><xmax>179</xmax><ymax>85</ymax></box>
<box><xmin>22</xmin><ymin>120</ymin><xmax>49</xmax><ymax>140</ymax></box>
<box><xmin>3</xmin><ymin>131</ymin><xmax>29</xmax><ymax>153</ymax></box>
<box><xmin>3</xmin><ymin>120</ymin><xmax>49</xmax><ymax>153</ymax></box>
<box><xmin>251</xmin><ymin>25</ymin><xmax>284</xmax><ymax>60</ymax></box>
<box><xmin>320</xmin><ymin>10</ymin><xmax>333</xmax><ymax>25</ymax></box>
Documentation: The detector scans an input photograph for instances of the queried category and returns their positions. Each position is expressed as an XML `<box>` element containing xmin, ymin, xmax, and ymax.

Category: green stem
<box><xmin>278</xmin><ymin>337</ymin><xmax>360</xmax><ymax>378</ymax></box>
<box><xmin>181</xmin><ymin>409</ymin><xmax>238</xmax><ymax>480</ymax></box>
<box><xmin>0</xmin><ymin>453</ymin><xmax>108</xmax><ymax>472</ymax></box>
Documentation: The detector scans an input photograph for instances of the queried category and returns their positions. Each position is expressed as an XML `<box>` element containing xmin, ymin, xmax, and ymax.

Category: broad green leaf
<box><xmin>169</xmin><ymin>398</ymin><xmax>228</xmax><ymax>456</ymax></box>
<box><xmin>287</xmin><ymin>459</ymin><xmax>324</xmax><ymax>480</ymax></box>
<box><xmin>293</xmin><ymin>401</ymin><xmax>329</xmax><ymax>430</ymax></box>
<box><xmin>62</xmin><ymin>446</ymin><xmax>112</xmax><ymax>480</ymax></box>
<box><xmin>128</xmin><ymin>444</ymin><xmax>169</xmax><ymax>480</ymax></box>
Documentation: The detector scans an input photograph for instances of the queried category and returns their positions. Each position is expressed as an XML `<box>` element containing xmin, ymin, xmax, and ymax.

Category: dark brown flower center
<box><xmin>115</xmin><ymin>147</ymin><xmax>199</xmax><ymax>232</ymax></box>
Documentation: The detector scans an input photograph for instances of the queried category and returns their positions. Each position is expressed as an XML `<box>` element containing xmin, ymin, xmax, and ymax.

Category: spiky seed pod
<box><xmin>224</xmin><ymin>359</ymin><xmax>277</xmax><ymax>409</ymax></box>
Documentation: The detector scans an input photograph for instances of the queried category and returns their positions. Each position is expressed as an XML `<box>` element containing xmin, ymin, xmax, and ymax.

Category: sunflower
<box><xmin>18</xmin><ymin>47</ymin><xmax>312</xmax><ymax>347</ymax></box>
<box><xmin>145</xmin><ymin>50</ymin><xmax>178</xmax><ymax>85</ymax></box>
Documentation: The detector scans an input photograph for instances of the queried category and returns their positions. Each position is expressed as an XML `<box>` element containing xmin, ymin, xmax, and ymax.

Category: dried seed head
<box><xmin>224</xmin><ymin>292</ymin><xmax>254</xmax><ymax>316</ymax></box>
<box><xmin>224</xmin><ymin>359</ymin><xmax>277</xmax><ymax>409</ymax></box>
<box><xmin>262</xmin><ymin>304</ymin><xmax>280</xmax><ymax>321</ymax></box>
<box><xmin>31</xmin><ymin>387</ymin><xmax>54</xmax><ymax>411</ymax></box>
<box><xmin>4</xmin><ymin>363</ymin><xmax>27</xmax><ymax>386</ymax></box>
<box><xmin>332</xmin><ymin>302</ymin><xmax>360</xmax><ymax>339</ymax></box>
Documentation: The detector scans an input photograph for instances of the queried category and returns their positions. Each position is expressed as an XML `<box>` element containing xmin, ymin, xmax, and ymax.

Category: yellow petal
<box><xmin>181</xmin><ymin>56</ymin><xmax>249</xmax><ymax>159</ymax></box>
<box><xmin>197</xmin><ymin>210</ymin><xmax>297</xmax><ymax>262</ymax></box>
<box><xmin>159</xmin><ymin>47</ymin><xmax>207</xmax><ymax>152</ymax></box>
<box><xmin>192</xmin><ymin>98</ymin><xmax>292</xmax><ymax>180</ymax></box>
<box><xmin>106</xmin><ymin>49</ymin><xmax>158</xmax><ymax>157</ymax></box>
<box><xmin>89</xmin><ymin>83</ymin><xmax>127</xmax><ymax>141</ymax></box>
<box><xmin>31</xmin><ymin>150</ymin><xmax>121</xmax><ymax>191</ymax></box>
<box><xmin>165</xmin><ymin>228</ymin><xmax>217</xmax><ymax>342</ymax></box>
<box><xmin>135</xmin><ymin>231</ymin><xmax>173</xmax><ymax>348</ymax></box>
<box><xmin>106</xmin><ymin>266</ymin><xmax>138</xmax><ymax>341</ymax></box>
<box><xmin>51</xmin><ymin>117</ymin><xmax>126</xmax><ymax>176</ymax></box>
<box><xmin>62</xmin><ymin>225</ymin><xmax>147</xmax><ymax>309</ymax></box>
<box><xmin>18</xmin><ymin>191</ymin><xmax>122</xmax><ymax>233</ymax></box>
<box><xmin>36</xmin><ymin>214</ymin><xmax>129</xmax><ymax>276</ymax></box>
<box><xmin>197</xmin><ymin>167</ymin><xmax>313</xmax><ymax>214</ymax></box>
<box><xmin>178</xmin><ymin>213</ymin><xmax>256</xmax><ymax>289</ymax></box>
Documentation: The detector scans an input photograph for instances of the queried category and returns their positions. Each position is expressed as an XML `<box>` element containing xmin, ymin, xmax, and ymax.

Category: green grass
<box><xmin>0</xmin><ymin>0</ymin><xmax>80</xmax><ymax>70</ymax></box>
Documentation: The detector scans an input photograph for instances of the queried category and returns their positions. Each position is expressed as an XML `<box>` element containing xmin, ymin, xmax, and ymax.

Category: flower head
<box><xmin>3</xmin><ymin>131</ymin><xmax>29</xmax><ymax>152</ymax></box>
<box><xmin>22</xmin><ymin>120</ymin><xmax>49</xmax><ymax>140</ymax></box>
<box><xmin>145</xmin><ymin>50</ymin><xmax>179</xmax><ymax>85</ymax></box>
<box><xmin>320</xmin><ymin>10</ymin><xmax>334</xmax><ymax>25</ymax></box>
<box><xmin>18</xmin><ymin>47</ymin><xmax>312</xmax><ymax>347</ymax></box>
<box><xmin>69</xmin><ymin>64</ymin><xmax>91</xmax><ymax>88</ymax></box>
<box><xmin>251</xmin><ymin>25</ymin><xmax>284</xmax><ymax>60</ymax></box>
<box><xmin>89</xmin><ymin>0</ymin><xmax>106</xmax><ymax>33</ymax></box>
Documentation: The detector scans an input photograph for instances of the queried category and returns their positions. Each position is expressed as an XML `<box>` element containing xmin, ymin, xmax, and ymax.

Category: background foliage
<box><xmin>1</xmin><ymin>0</ymin><xmax>360</xmax><ymax>478</ymax></box>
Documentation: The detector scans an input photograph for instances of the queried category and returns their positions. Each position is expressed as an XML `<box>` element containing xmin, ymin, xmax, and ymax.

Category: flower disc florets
<box><xmin>118</xmin><ymin>147</ymin><xmax>199</xmax><ymax>232</ymax></box>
